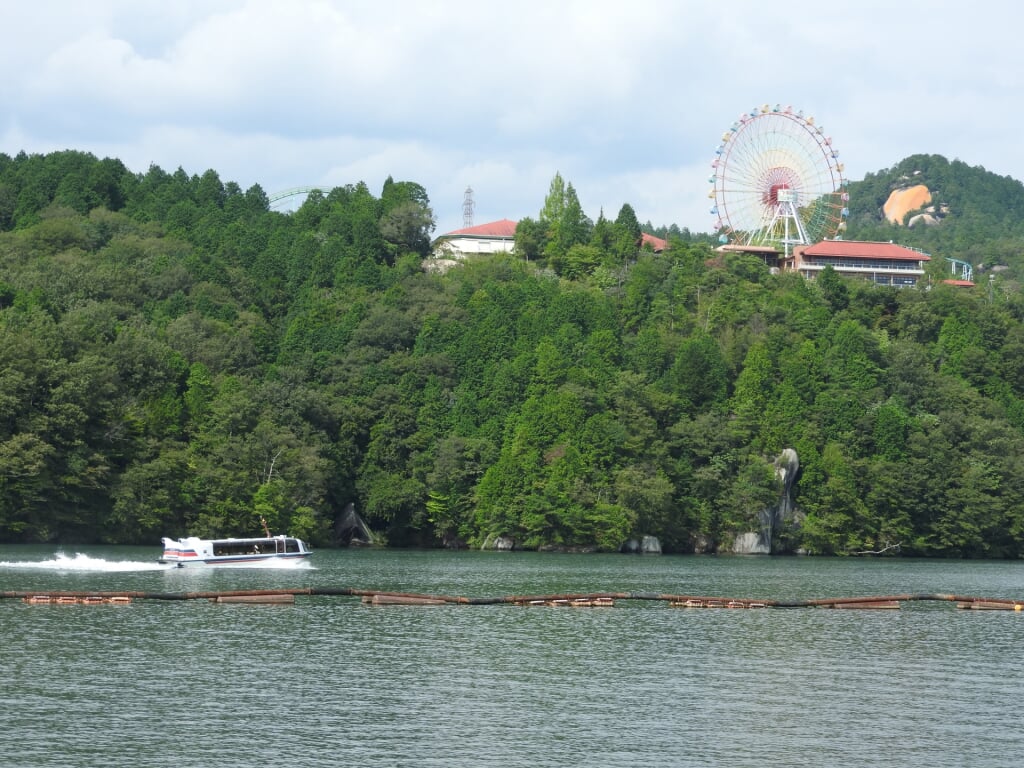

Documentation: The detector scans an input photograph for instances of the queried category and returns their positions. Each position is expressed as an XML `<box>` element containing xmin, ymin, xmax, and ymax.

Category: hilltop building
<box><xmin>431</xmin><ymin>219</ymin><xmax>518</xmax><ymax>259</ymax></box>
<box><xmin>720</xmin><ymin>239</ymin><xmax>932</xmax><ymax>287</ymax></box>
<box><xmin>433</xmin><ymin>220</ymin><xmax>938</xmax><ymax>289</ymax></box>
<box><xmin>641</xmin><ymin>232</ymin><xmax>668</xmax><ymax>252</ymax></box>
<box><xmin>784</xmin><ymin>240</ymin><xmax>931</xmax><ymax>287</ymax></box>
<box><xmin>430</xmin><ymin>220</ymin><xmax>669</xmax><ymax>261</ymax></box>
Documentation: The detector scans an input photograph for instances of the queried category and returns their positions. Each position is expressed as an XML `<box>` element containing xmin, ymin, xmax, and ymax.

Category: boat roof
<box><xmin>167</xmin><ymin>534</ymin><xmax>300</xmax><ymax>543</ymax></box>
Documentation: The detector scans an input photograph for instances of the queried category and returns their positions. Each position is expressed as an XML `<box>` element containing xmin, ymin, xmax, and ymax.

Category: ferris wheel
<box><xmin>709</xmin><ymin>104</ymin><xmax>848</xmax><ymax>253</ymax></box>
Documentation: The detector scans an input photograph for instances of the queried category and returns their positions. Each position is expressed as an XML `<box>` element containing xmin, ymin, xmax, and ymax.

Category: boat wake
<box><xmin>0</xmin><ymin>552</ymin><xmax>173</xmax><ymax>572</ymax></box>
<box><xmin>215</xmin><ymin>558</ymin><xmax>315</xmax><ymax>570</ymax></box>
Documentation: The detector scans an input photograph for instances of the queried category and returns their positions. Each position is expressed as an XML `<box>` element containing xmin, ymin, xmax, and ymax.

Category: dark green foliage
<box><xmin>3</xmin><ymin>152</ymin><xmax>1024</xmax><ymax>557</ymax></box>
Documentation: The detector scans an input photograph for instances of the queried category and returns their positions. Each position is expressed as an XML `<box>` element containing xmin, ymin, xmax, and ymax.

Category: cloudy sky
<box><xmin>2</xmin><ymin>1</ymin><xmax>1022</xmax><ymax>237</ymax></box>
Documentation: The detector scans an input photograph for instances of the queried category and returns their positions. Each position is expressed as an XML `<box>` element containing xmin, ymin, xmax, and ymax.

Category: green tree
<box><xmin>665</xmin><ymin>333</ymin><xmax>728</xmax><ymax>414</ymax></box>
<box><xmin>514</xmin><ymin>217</ymin><xmax>547</xmax><ymax>261</ymax></box>
<box><xmin>816</xmin><ymin>264</ymin><xmax>849</xmax><ymax>310</ymax></box>
<box><xmin>379</xmin><ymin>177</ymin><xmax>435</xmax><ymax>256</ymax></box>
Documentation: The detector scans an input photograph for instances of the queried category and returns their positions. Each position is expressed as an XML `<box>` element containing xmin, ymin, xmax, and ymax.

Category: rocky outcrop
<box><xmin>692</xmin><ymin>534</ymin><xmax>714</xmax><ymax>555</ymax></box>
<box><xmin>641</xmin><ymin>535</ymin><xmax>661</xmax><ymax>554</ymax></box>
<box><xmin>907</xmin><ymin>212</ymin><xmax>939</xmax><ymax>227</ymax></box>
<box><xmin>732</xmin><ymin>531</ymin><xmax>767</xmax><ymax>555</ymax></box>
<box><xmin>883</xmin><ymin>184</ymin><xmax>932</xmax><ymax>224</ymax></box>
<box><xmin>731</xmin><ymin>448</ymin><xmax>800</xmax><ymax>554</ymax></box>
<box><xmin>775</xmin><ymin>448</ymin><xmax>799</xmax><ymax>523</ymax></box>
<box><xmin>480</xmin><ymin>535</ymin><xmax>515</xmax><ymax>551</ymax></box>
<box><xmin>620</xmin><ymin>535</ymin><xmax>663</xmax><ymax>555</ymax></box>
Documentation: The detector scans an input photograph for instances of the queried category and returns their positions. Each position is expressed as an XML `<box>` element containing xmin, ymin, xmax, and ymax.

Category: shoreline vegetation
<box><xmin>3</xmin><ymin>151</ymin><xmax>1024</xmax><ymax>558</ymax></box>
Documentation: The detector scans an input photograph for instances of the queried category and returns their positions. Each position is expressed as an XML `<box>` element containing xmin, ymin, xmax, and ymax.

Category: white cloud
<box><xmin>4</xmin><ymin>0</ymin><xmax>1024</xmax><ymax>236</ymax></box>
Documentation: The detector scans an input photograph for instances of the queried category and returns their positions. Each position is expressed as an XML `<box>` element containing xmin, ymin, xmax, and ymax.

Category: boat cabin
<box><xmin>212</xmin><ymin>537</ymin><xmax>306</xmax><ymax>556</ymax></box>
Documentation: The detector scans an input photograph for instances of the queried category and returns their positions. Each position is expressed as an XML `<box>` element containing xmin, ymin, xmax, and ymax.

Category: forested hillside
<box><xmin>3</xmin><ymin>150</ymin><xmax>1024</xmax><ymax>557</ymax></box>
<box><xmin>846</xmin><ymin>153</ymin><xmax>1024</xmax><ymax>283</ymax></box>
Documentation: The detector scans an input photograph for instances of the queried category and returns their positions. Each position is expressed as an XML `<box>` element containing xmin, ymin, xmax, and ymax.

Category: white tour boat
<box><xmin>159</xmin><ymin>534</ymin><xmax>313</xmax><ymax>567</ymax></box>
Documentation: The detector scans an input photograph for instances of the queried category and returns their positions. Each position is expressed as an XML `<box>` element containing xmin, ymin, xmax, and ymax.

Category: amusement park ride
<box><xmin>709</xmin><ymin>104</ymin><xmax>849</xmax><ymax>257</ymax></box>
<box><xmin>709</xmin><ymin>103</ymin><xmax>973</xmax><ymax>287</ymax></box>
<box><xmin>268</xmin><ymin>186</ymin><xmax>326</xmax><ymax>209</ymax></box>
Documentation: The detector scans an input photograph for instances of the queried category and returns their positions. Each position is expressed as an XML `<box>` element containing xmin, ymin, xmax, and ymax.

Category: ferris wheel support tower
<box><xmin>754</xmin><ymin>187</ymin><xmax>811</xmax><ymax>257</ymax></box>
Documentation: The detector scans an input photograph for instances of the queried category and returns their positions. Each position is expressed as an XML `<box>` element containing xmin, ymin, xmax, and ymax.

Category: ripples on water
<box><xmin>2</xmin><ymin>546</ymin><xmax>1023</xmax><ymax>767</ymax></box>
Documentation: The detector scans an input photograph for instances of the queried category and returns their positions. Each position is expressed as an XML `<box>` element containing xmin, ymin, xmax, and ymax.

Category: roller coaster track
<box><xmin>946</xmin><ymin>256</ymin><xmax>974</xmax><ymax>283</ymax></box>
<box><xmin>267</xmin><ymin>186</ymin><xmax>330</xmax><ymax>207</ymax></box>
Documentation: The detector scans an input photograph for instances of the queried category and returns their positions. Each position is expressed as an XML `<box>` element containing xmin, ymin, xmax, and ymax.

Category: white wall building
<box><xmin>431</xmin><ymin>219</ymin><xmax>518</xmax><ymax>260</ymax></box>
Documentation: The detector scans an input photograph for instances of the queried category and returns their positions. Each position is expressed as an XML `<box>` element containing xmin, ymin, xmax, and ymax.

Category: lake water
<box><xmin>2</xmin><ymin>545</ymin><xmax>1023</xmax><ymax>767</ymax></box>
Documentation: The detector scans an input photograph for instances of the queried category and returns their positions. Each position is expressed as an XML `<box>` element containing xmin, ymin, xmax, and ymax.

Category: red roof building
<box><xmin>431</xmin><ymin>219</ymin><xmax>519</xmax><ymax>260</ymax></box>
<box><xmin>641</xmin><ymin>232</ymin><xmax>668</xmax><ymax>252</ymax></box>
<box><xmin>782</xmin><ymin>240</ymin><xmax>931</xmax><ymax>287</ymax></box>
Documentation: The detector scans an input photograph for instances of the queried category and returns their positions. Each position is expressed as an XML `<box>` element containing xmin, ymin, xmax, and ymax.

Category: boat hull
<box><xmin>161</xmin><ymin>553</ymin><xmax>313</xmax><ymax>568</ymax></box>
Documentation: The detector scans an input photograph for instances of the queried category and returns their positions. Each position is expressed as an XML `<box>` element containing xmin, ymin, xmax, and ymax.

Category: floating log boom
<box><xmin>3</xmin><ymin>588</ymin><xmax>1024</xmax><ymax>611</ymax></box>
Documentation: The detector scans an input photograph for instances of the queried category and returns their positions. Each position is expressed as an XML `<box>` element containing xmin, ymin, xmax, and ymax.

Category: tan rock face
<box><xmin>883</xmin><ymin>184</ymin><xmax>932</xmax><ymax>224</ymax></box>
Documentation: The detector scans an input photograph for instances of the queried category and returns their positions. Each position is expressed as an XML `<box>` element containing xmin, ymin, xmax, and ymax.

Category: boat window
<box><xmin>286</xmin><ymin>539</ymin><xmax>300</xmax><ymax>553</ymax></box>
<box><xmin>212</xmin><ymin>541</ymin><xmax>268</xmax><ymax>556</ymax></box>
